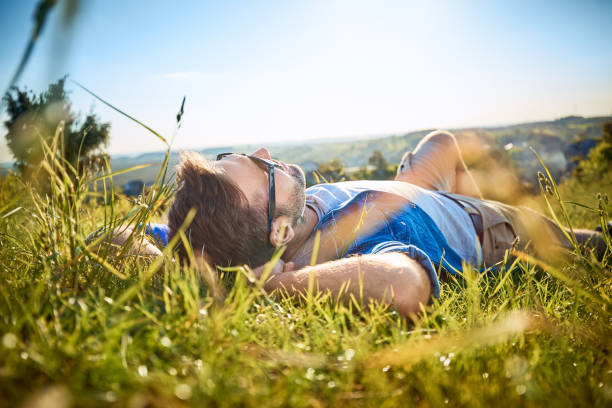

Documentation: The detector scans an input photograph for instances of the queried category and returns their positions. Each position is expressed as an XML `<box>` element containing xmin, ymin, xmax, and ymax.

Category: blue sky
<box><xmin>1</xmin><ymin>0</ymin><xmax>611</xmax><ymax>162</ymax></box>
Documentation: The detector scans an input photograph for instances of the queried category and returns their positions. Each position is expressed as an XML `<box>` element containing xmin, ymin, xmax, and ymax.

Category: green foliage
<box><xmin>315</xmin><ymin>158</ymin><xmax>345</xmax><ymax>183</ymax></box>
<box><xmin>3</xmin><ymin>77</ymin><xmax>110</xmax><ymax>182</ymax></box>
<box><xmin>367</xmin><ymin>150</ymin><xmax>395</xmax><ymax>179</ymax></box>
<box><xmin>570</xmin><ymin>121</ymin><xmax>612</xmax><ymax>185</ymax></box>
<box><xmin>347</xmin><ymin>164</ymin><xmax>397</xmax><ymax>182</ymax></box>
<box><xmin>590</xmin><ymin>121</ymin><xmax>612</xmax><ymax>167</ymax></box>
<box><xmin>368</xmin><ymin>150</ymin><xmax>388</xmax><ymax>172</ymax></box>
<box><xmin>603</xmin><ymin>122</ymin><xmax>612</xmax><ymax>144</ymax></box>
<box><xmin>312</xmin><ymin>154</ymin><xmax>397</xmax><ymax>185</ymax></box>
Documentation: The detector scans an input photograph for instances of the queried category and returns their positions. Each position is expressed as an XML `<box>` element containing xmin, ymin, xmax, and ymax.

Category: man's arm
<box><xmin>260</xmin><ymin>253</ymin><xmax>432</xmax><ymax>319</ymax></box>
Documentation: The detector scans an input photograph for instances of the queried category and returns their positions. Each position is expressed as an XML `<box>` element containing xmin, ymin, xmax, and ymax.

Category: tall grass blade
<box><xmin>71</xmin><ymin>79</ymin><xmax>168</xmax><ymax>145</ymax></box>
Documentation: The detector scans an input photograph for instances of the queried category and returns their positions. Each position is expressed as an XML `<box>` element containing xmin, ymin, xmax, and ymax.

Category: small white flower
<box><xmin>160</xmin><ymin>336</ymin><xmax>171</xmax><ymax>347</ymax></box>
<box><xmin>2</xmin><ymin>333</ymin><xmax>17</xmax><ymax>349</ymax></box>
<box><xmin>174</xmin><ymin>383</ymin><xmax>192</xmax><ymax>400</ymax></box>
<box><xmin>105</xmin><ymin>391</ymin><xmax>117</xmax><ymax>402</ymax></box>
<box><xmin>138</xmin><ymin>365</ymin><xmax>148</xmax><ymax>377</ymax></box>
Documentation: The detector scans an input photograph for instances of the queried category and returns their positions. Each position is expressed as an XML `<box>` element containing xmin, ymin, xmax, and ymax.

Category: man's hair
<box><xmin>167</xmin><ymin>152</ymin><xmax>275</xmax><ymax>269</ymax></box>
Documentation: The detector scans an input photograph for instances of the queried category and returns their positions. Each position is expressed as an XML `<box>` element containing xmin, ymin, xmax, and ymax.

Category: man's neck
<box><xmin>283</xmin><ymin>205</ymin><xmax>318</xmax><ymax>262</ymax></box>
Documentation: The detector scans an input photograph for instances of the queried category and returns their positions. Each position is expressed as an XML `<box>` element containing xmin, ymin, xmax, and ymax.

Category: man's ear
<box><xmin>270</xmin><ymin>216</ymin><xmax>295</xmax><ymax>247</ymax></box>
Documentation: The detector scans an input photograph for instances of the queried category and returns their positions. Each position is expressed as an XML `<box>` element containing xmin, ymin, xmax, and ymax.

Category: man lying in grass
<box><xmin>114</xmin><ymin>131</ymin><xmax>606</xmax><ymax>319</ymax></box>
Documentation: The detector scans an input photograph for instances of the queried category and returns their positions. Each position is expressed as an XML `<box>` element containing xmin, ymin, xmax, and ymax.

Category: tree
<box><xmin>368</xmin><ymin>150</ymin><xmax>387</xmax><ymax>170</ymax></box>
<box><xmin>592</xmin><ymin>121</ymin><xmax>612</xmax><ymax>167</ymax></box>
<box><xmin>3</xmin><ymin>77</ymin><xmax>110</xmax><ymax>181</ymax></box>
<box><xmin>602</xmin><ymin>122</ymin><xmax>612</xmax><ymax>145</ymax></box>
<box><xmin>572</xmin><ymin>121</ymin><xmax>612</xmax><ymax>182</ymax></box>
<box><xmin>368</xmin><ymin>150</ymin><xmax>392</xmax><ymax>178</ymax></box>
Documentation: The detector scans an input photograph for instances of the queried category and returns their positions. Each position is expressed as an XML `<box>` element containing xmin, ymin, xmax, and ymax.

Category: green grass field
<box><xmin>0</xmin><ymin>133</ymin><xmax>611</xmax><ymax>407</ymax></box>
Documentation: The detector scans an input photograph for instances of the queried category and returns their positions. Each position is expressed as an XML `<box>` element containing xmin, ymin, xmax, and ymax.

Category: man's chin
<box><xmin>287</xmin><ymin>163</ymin><xmax>307</xmax><ymax>222</ymax></box>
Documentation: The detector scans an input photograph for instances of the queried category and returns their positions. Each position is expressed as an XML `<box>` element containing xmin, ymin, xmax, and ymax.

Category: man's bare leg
<box><xmin>395</xmin><ymin>130</ymin><xmax>483</xmax><ymax>198</ymax></box>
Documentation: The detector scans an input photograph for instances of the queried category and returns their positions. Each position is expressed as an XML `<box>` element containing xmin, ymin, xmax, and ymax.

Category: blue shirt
<box><xmin>305</xmin><ymin>181</ymin><xmax>480</xmax><ymax>265</ymax></box>
<box><xmin>309</xmin><ymin>189</ymin><xmax>472</xmax><ymax>299</ymax></box>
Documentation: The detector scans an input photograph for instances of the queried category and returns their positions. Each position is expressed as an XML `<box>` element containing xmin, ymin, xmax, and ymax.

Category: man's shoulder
<box><xmin>307</xmin><ymin>180</ymin><xmax>442</xmax><ymax>201</ymax></box>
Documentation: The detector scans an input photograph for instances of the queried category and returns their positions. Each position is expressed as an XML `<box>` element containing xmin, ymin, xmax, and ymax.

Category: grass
<box><xmin>0</xmin><ymin>115</ymin><xmax>611</xmax><ymax>407</ymax></box>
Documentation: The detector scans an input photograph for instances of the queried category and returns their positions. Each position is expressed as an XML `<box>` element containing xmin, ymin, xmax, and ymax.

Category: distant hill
<box><xmin>105</xmin><ymin>115</ymin><xmax>611</xmax><ymax>189</ymax></box>
<box><xmin>3</xmin><ymin>115</ymin><xmax>610</xmax><ymax>189</ymax></box>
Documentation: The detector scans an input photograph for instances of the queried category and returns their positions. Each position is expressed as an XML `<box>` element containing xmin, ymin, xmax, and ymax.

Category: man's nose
<box><xmin>251</xmin><ymin>147</ymin><xmax>272</xmax><ymax>160</ymax></box>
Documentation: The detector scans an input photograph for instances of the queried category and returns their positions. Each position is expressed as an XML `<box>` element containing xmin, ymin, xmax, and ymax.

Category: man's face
<box><xmin>215</xmin><ymin>148</ymin><xmax>307</xmax><ymax>225</ymax></box>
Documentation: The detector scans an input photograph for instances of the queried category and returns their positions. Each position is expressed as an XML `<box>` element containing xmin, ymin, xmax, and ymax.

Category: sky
<box><xmin>1</xmin><ymin>0</ymin><xmax>611</xmax><ymax>162</ymax></box>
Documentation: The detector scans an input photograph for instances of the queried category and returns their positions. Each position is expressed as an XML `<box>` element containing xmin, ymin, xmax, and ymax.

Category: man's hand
<box><xmin>252</xmin><ymin>259</ymin><xmax>295</xmax><ymax>280</ymax></box>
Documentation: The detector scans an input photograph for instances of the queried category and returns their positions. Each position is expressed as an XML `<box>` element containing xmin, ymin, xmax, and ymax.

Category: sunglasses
<box><xmin>216</xmin><ymin>153</ymin><xmax>282</xmax><ymax>238</ymax></box>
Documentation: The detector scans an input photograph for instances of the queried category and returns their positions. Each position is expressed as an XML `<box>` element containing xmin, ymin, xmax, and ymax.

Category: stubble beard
<box><xmin>281</xmin><ymin>163</ymin><xmax>307</xmax><ymax>226</ymax></box>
